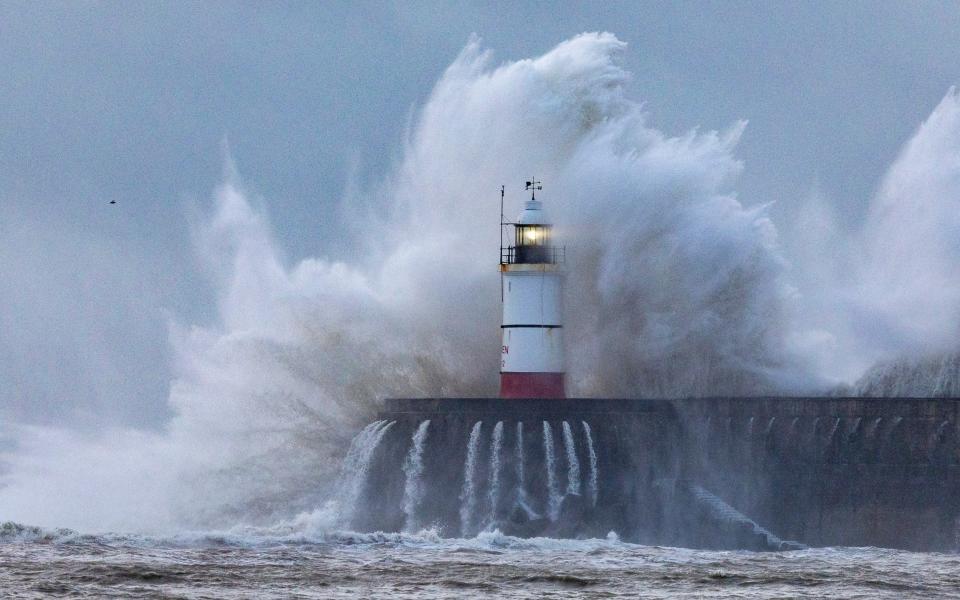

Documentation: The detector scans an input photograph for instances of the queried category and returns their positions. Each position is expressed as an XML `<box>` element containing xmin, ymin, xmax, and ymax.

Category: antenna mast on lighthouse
<box><xmin>500</xmin><ymin>184</ymin><xmax>505</xmax><ymax>302</ymax></box>
<box><xmin>499</xmin><ymin>180</ymin><xmax>566</xmax><ymax>399</ymax></box>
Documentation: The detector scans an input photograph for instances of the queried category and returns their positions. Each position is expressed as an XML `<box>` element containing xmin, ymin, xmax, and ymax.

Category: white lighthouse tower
<box><xmin>499</xmin><ymin>181</ymin><xmax>565</xmax><ymax>398</ymax></box>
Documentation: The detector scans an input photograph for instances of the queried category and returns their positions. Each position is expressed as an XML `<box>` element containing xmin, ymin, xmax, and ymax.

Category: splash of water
<box><xmin>402</xmin><ymin>420</ymin><xmax>431</xmax><ymax>532</ymax></box>
<box><xmin>857</xmin><ymin>89</ymin><xmax>960</xmax><ymax>361</ymax></box>
<box><xmin>4</xmin><ymin>32</ymin><xmax>960</xmax><ymax>535</ymax></box>
<box><xmin>542</xmin><ymin>421</ymin><xmax>561</xmax><ymax>521</ymax></box>
<box><xmin>338</xmin><ymin>420</ymin><xmax>394</xmax><ymax>527</ymax></box>
<box><xmin>582</xmin><ymin>421</ymin><xmax>598</xmax><ymax>507</ymax></box>
<box><xmin>855</xmin><ymin>353</ymin><xmax>960</xmax><ymax>397</ymax></box>
<box><xmin>689</xmin><ymin>484</ymin><xmax>804</xmax><ymax>551</ymax></box>
<box><xmin>485</xmin><ymin>421</ymin><xmax>504</xmax><ymax>530</ymax></box>
<box><xmin>792</xmin><ymin>88</ymin><xmax>960</xmax><ymax>386</ymax></box>
<box><xmin>459</xmin><ymin>421</ymin><xmax>483</xmax><ymax>536</ymax></box>
<box><xmin>561</xmin><ymin>421</ymin><xmax>581</xmax><ymax>496</ymax></box>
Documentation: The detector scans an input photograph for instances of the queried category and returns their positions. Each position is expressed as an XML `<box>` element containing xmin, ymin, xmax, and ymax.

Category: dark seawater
<box><xmin>2</xmin><ymin>524</ymin><xmax>960</xmax><ymax>599</ymax></box>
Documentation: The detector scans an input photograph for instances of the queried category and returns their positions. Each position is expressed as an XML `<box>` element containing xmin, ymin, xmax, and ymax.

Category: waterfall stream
<box><xmin>543</xmin><ymin>421</ymin><xmax>561</xmax><ymax>521</ymax></box>
<box><xmin>514</xmin><ymin>421</ymin><xmax>538</xmax><ymax>518</ymax></box>
<box><xmin>562</xmin><ymin>421</ymin><xmax>581</xmax><ymax>496</ymax></box>
<box><xmin>582</xmin><ymin>421</ymin><xmax>598</xmax><ymax>507</ymax></box>
<box><xmin>401</xmin><ymin>420</ymin><xmax>431</xmax><ymax>532</ymax></box>
<box><xmin>828</xmin><ymin>417</ymin><xmax>841</xmax><ymax>446</ymax></box>
<box><xmin>689</xmin><ymin>484</ymin><xmax>805</xmax><ymax>551</ymax></box>
<box><xmin>516</xmin><ymin>422</ymin><xmax>525</xmax><ymax>503</ymax></box>
<box><xmin>459</xmin><ymin>421</ymin><xmax>483</xmax><ymax>536</ymax></box>
<box><xmin>485</xmin><ymin>421</ymin><xmax>504</xmax><ymax>529</ymax></box>
<box><xmin>937</xmin><ymin>420</ymin><xmax>951</xmax><ymax>439</ymax></box>
<box><xmin>337</xmin><ymin>420</ymin><xmax>394</xmax><ymax>527</ymax></box>
<box><xmin>764</xmin><ymin>417</ymin><xmax>777</xmax><ymax>439</ymax></box>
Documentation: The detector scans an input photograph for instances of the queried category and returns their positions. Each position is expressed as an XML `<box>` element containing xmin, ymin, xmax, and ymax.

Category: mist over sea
<box><xmin>3</xmin><ymin>31</ymin><xmax>960</xmax><ymax>598</ymax></box>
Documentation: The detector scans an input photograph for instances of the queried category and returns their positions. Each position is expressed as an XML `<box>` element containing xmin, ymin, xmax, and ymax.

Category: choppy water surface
<box><xmin>2</xmin><ymin>524</ymin><xmax>959</xmax><ymax>599</ymax></box>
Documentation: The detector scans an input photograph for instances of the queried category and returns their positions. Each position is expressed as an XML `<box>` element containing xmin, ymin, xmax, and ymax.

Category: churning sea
<box><xmin>2</xmin><ymin>522</ymin><xmax>958</xmax><ymax>599</ymax></box>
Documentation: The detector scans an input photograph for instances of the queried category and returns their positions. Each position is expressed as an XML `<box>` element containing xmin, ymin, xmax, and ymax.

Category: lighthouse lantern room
<box><xmin>499</xmin><ymin>181</ymin><xmax>566</xmax><ymax>399</ymax></box>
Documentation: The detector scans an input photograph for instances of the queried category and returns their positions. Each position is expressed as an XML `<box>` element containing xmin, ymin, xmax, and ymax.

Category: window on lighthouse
<box><xmin>516</xmin><ymin>225</ymin><xmax>550</xmax><ymax>246</ymax></box>
<box><xmin>515</xmin><ymin>225</ymin><xmax>552</xmax><ymax>263</ymax></box>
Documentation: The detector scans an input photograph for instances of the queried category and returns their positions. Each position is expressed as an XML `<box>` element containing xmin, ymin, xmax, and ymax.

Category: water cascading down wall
<box><xmin>338</xmin><ymin>397</ymin><xmax>960</xmax><ymax>552</ymax></box>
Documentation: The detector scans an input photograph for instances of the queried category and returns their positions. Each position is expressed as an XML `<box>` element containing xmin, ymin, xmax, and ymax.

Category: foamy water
<box><xmin>2</xmin><ymin>523</ymin><xmax>957</xmax><ymax>599</ymax></box>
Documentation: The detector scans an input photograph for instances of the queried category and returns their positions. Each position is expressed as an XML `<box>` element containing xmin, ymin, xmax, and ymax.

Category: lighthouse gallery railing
<box><xmin>500</xmin><ymin>245</ymin><xmax>566</xmax><ymax>265</ymax></box>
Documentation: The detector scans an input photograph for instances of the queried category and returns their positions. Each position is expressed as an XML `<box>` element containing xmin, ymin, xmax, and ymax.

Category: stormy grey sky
<box><xmin>2</xmin><ymin>1</ymin><xmax>960</xmax><ymax>428</ymax></box>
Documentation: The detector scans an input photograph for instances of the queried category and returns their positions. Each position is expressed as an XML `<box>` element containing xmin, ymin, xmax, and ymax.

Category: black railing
<box><xmin>501</xmin><ymin>245</ymin><xmax>565</xmax><ymax>265</ymax></box>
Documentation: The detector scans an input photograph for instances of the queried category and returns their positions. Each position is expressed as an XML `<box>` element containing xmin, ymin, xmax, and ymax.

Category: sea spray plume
<box><xmin>158</xmin><ymin>176</ymin><xmax>477</xmax><ymax>527</ymax></box>
<box><xmin>859</xmin><ymin>88</ymin><xmax>960</xmax><ymax>356</ymax></box>
<box><xmin>555</xmin><ymin>112</ymin><xmax>797</xmax><ymax>396</ymax></box>
<box><xmin>173</xmin><ymin>29</ymin><xmax>804</xmax><ymax>528</ymax></box>
<box><xmin>380</xmin><ymin>32</ymin><xmax>804</xmax><ymax>397</ymax></box>
<box><xmin>844</xmin><ymin>88</ymin><xmax>960</xmax><ymax>392</ymax></box>
<box><xmin>797</xmin><ymin>88</ymin><xmax>960</xmax><ymax>393</ymax></box>
<box><xmin>854</xmin><ymin>353</ymin><xmax>960</xmax><ymax>397</ymax></box>
<box><xmin>0</xmin><ymin>32</ymin><xmax>812</xmax><ymax>532</ymax></box>
<box><xmin>0</xmin><ymin>176</ymin><xmax>485</xmax><ymax>531</ymax></box>
<box><xmin>378</xmin><ymin>32</ymin><xmax>616</xmax><ymax>295</ymax></box>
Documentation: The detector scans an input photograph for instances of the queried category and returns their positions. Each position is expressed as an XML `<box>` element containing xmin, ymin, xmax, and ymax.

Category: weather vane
<box><xmin>525</xmin><ymin>179</ymin><xmax>542</xmax><ymax>200</ymax></box>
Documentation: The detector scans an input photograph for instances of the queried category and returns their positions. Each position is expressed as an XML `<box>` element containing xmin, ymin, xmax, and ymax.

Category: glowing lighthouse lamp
<box><xmin>499</xmin><ymin>180</ymin><xmax>566</xmax><ymax>398</ymax></box>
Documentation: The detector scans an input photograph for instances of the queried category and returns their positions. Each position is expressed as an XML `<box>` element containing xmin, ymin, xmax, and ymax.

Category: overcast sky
<box><xmin>2</xmin><ymin>1</ymin><xmax>960</xmax><ymax>428</ymax></box>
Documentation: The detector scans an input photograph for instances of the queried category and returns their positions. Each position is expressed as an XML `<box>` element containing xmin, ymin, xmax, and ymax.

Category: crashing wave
<box><xmin>3</xmin><ymin>34</ymin><xmax>960</xmax><ymax>534</ymax></box>
<box><xmin>0</xmin><ymin>521</ymin><xmax>77</xmax><ymax>543</ymax></box>
<box><xmin>854</xmin><ymin>353</ymin><xmax>960</xmax><ymax>397</ymax></box>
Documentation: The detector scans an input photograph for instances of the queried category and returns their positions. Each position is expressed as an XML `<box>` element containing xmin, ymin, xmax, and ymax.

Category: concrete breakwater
<box><xmin>347</xmin><ymin>398</ymin><xmax>960</xmax><ymax>551</ymax></box>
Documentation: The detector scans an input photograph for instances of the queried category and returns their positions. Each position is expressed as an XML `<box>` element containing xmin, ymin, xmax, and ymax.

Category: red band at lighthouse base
<box><xmin>499</xmin><ymin>372</ymin><xmax>566</xmax><ymax>399</ymax></box>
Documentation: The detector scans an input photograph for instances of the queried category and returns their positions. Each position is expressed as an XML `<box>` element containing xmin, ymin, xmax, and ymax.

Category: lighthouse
<box><xmin>499</xmin><ymin>181</ymin><xmax>565</xmax><ymax>398</ymax></box>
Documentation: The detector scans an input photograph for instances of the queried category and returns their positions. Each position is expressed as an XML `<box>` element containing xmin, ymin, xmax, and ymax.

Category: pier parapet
<box><xmin>342</xmin><ymin>397</ymin><xmax>960</xmax><ymax>551</ymax></box>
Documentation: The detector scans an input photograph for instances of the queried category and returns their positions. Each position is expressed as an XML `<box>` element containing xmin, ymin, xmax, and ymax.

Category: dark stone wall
<box><xmin>366</xmin><ymin>397</ymin><xmax>960</xmax><ymax>551</ymax></box>
<box><xmin>675</xmin><ymin>397</ymin><xmax>960</xmax><ymax>550</ymax></box>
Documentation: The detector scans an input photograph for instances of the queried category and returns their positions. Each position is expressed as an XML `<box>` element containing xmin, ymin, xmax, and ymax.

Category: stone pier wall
<box><xmin>676</xmin><ymin>397</ymin><xmax>960</xmax><ymax>550</ymax></box>
<box><xmin>370</xmin><ymin>397</ymin><xmax>960</xmax><ymax>551</ymax></box>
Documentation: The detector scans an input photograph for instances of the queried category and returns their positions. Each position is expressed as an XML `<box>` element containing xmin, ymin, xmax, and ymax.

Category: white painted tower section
<box><xmin>500</xmin><ymin>197</ymin><xmax>566</xmax><ymax>398</ymax></box>
<box><xmin>501</xmin><ymin>265</ymin><xmax>564</xmax><ymax>372</ymax></box>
